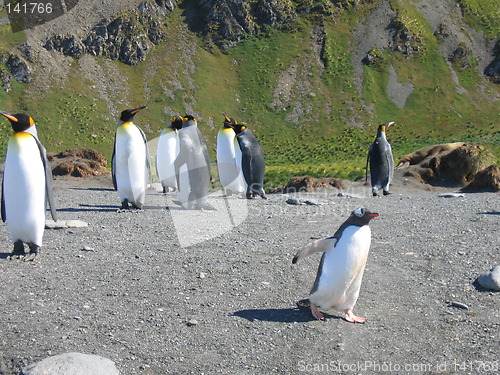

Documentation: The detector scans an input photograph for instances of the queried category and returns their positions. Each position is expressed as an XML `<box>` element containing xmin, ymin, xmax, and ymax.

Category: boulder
<box><xmin>21</xmin><ymin>352</ymin><xmax>119</xmax><ymax>375</ymax></box>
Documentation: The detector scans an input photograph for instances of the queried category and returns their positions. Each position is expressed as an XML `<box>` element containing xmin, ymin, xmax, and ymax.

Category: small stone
<box><xmin>477</xmin><ymin>265</ymin><xmax>500</xmax><ymax>291</ymax></box>
<box><xmin>65</xmin><ymin>220</ymin><xmax>89</xmax><ymax>228</ymax></box>
<box><xmin>450</xmin><ymin>301</ymin><xmax>468</xmax><ymax>310</ymax></box>
<box><xmin>438</xmin><ymin>192</ymin><xmax>465</xmax><ymax>198</ymax></box>
<box><xmin>82</xmin><ymin>246</ymin><xmax>95</xmax><ymax>252</ymax></box>
<box><xmin>286</xmin><ymin>198</ymin><xmax>302</xmax><ymax>205</ymax></box>
<box><xmin>199</xmin><ymin>272</ymin><xmax>206</xmax><ymax>279</ymax></box>
<box><xmin>186</xmin><ymin>319</ymin><xmax>198</xmax><ymax>327</ymax></box>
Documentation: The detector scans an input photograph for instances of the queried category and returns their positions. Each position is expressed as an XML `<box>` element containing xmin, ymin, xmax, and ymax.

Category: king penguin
<box><xmin>112</xmin><ymin>106</ymin><xmax>151</xmax><ymax>210</ymax></box>
<box><xmin>216</xmin><ymin>114</ymin><xmax>246</xmax><ymax>196</ymax></box>
<box><xmin>174</xmin><ymin>114</ymin><xmax>211</xmax><ymax>210</ymax></box>
<box><xmin>292</xmin><ymin>208</ymin><xmax>379</xmax><ymax>322</ymax></box>
<box><xmin>225</xmin><ymin>116</ymin><xmax>266</xmax><ymax>199</ymax></box>
<box><xmin>366</xmin><ymin>122</ymin><xmax>394</xmax><ymax>196</ymax></box>
<box><xmin>1</xmin><ymin>111</ymin><xmax>57</xmax><ymax>261</ymax></box>
<box><xmin>156</xmin><ymin>115</ymin><xmax>183</xmax><ymax>193</ymax></box>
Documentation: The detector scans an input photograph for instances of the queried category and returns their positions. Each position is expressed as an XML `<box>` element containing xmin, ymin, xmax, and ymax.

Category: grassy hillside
<box><xmin>0</xmin><ymin>0</ymin><xmax>498</xmax><ymax>188</ymax></box>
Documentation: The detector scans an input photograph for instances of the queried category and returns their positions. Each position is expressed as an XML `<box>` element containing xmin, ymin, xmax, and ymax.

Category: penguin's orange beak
<box><xmin>131</xmin><ymin>106</ymin><xmax>147</xmax><ymax>115</ymax></box>
<box><xmin>368</xmin><ymin>212</ymin><xmax>379</xmax><ymax>217</ymax></box>
<box><xmin>1</xmin><ymin>112</ymin><xmax>18</xmax><ymax>122</ymax></box>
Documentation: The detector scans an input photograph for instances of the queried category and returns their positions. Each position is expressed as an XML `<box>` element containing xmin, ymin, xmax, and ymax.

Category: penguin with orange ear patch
<box><xmin>224</xmin><ymin>115</ymin><xmax>266</xmax><ymax>199</ymax></box>
<box><xmin>112</xmin><ymin>106</ymin><xmax>150</xmax><ymax>210</ymax></box>
<box><xmin>1</xmin><ymin>110</ymin><xmax>57</xmax><ymax>261</ymax></box>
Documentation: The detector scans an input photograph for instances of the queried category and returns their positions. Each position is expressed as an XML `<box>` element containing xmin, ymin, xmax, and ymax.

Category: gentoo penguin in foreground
<box><xmin>293</xmin><ymin>208</ymin><xmax>379</xmax><ymax>322</ymax></box>
<box><xmin>1</xmin><ymin>111</ymin><xmax>57</xmax><ymax>261</ymax></box>
<box><xmin>156</xmin><ymin>115</ymin><xmax>183</xmax><ymax>192</ymax></box>
<box><xmin>112</xmin><ymin>106</ymin><xmax>150</xmax><ymax>210</ymax></box>
<box><xmin>216</xmin><ymin>114</ymin><xmax>246</xmax><ymax>196</ymax></box>
<box><xmin>174</xmin><ymin>114</ymin><xmax>211</xmax><ymax>210</ymax></box>
<box><xmin>225</xmin><ymin>116</ymin><xmax>266</xmax><ymax>199</ymax></box>
<box><xmin>366</xmin><ymin>122</ymin><xmax>394</xmax><ymax>196</ymax></box>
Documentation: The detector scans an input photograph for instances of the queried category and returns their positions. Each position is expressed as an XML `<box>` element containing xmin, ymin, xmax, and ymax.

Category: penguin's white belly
<box><xmin>310</xmin><ymin>226</ymin><xmax>371</xmax><ymax>311</ymax></box>
<box><xmin>4</xmin><ymin>133</ymin><xmax>46</xmax><ymax>245</ymax></box>
<box><xmin>217</xmin><ymin>129</ymin><xmax>245</xmax><ymax>193</ymax></box>
<box><xmin>115</xmin><ymin>125</ymin><xmax>148</xmax><ymax>203</ymax></box>
<box><xmin>157</xmin><ymin>128</ymin><xmax>179</xmax><ymax>189</ymax></box>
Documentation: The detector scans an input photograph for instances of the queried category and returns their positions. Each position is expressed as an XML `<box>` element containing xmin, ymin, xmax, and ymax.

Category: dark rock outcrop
<box><xmin>485</xmin><ymin>40</ymin><xmax>500</xmax><ymax>84</ymax></box>
<box><xmin>44</xmin><ymin>0</ymin><xmax>177</xmax><ymax>65</ymax></box>
<box><xmin>0</xmin><ymin>53</ymin><xmax>31</xmax><ymax>91</ymax></box>
<box><xmin>189</xmin><ymin>0</ymin><xmax>297</xmax><ymax>48</ymax></box>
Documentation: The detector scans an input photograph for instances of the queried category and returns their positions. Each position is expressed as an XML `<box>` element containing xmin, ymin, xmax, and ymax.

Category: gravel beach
<box><xmin>0</xmin><ymin>172</ymin><xmax>498</xmax><ymax>374</ymax></box>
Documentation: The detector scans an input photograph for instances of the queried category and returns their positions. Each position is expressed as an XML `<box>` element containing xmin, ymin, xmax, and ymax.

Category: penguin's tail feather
<box><xmin>296</xmin><ymin>299</ymin><xmax>311</xmax><ymax>309</ymax></box>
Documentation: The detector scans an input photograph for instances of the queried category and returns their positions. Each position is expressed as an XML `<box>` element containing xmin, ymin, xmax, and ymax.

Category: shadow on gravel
<box><xmin>57</xmin><ymin>205</ymin><xmax>118</xmax><ymax>212</ymax></box>
<box><xmin>233</xmin><ymin>308</ymin><xmax>339</xmax><ymax>323</ymax></box>
<box><xmin>472</xmin><ymin>279</ymin><xmax>499</xmax><ymax>293</ymax></box>
<box><xmin>0</xmin><ymin>252</ymin><xmax>12</xmax><ymax>259</ymax></box>
<box><xmin>476</xmin><ymin>211</ymin><xmax>500</xmax><ymax>215</ymax></box>
<box><xmin>57</xmin><ymin>204</ymin><xmax>169</xmax><ymax>212</ymax></box>
<box><xmin>69</xmin><ymin>187</ymin><xmax>115</xmax><ymax>192</ymax></box>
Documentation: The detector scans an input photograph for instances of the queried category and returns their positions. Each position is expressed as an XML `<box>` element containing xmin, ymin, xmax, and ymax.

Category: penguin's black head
<box><xmin>349</xmin><ymin>208</ymin><xmax>379</xmax><ymax>225</ymax></box>
<box><xmin>119</xmin><ymin>106</ymin><xmax>147</xmax><ymax>122</ymax></box>
<box><xmin>223</xmin><ymin>113</ymin><xmax>237</xmax><ymax>129</ymax></box>
<box><xmin>169</xmin><ymin>116</ymin><xmax>183</xmax><ymax>130</ymax></box>
<box><xmin>0</xmin><ymin>111</ymin><xmax>35</xmax><ymax>133</ymax></box>
<box><xmin>182</xmin><ymin>114</ymin><xmax>198</xmax><ymax>127</ymax></box>
<box><xmin>378</xmin><ymin>121</ymin><xmax>394</xmax><ymax>133</ymax></box>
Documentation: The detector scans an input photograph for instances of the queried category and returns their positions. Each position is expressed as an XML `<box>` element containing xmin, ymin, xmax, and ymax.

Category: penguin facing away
<box><xmin>216</xmin><ymin>114</ymin><xmax>246</xmax><ymax>196</ymax></box>
<box><xmin>366</xmin><ymin>122</ymin><xmax>394</xmax><ymax>196</ymax></box>
<box><xmin>174</xmin><ymin>114</ymin><xmax>211</xmax><ymax>210</ymax></box>
<box><xmin>1</xmin><ymin>111</ymin><xmax>57</xmax><ymax>261</ymax></box>
<box><xmin>156</xmin><ymin>115</ymin><xmax>183</xmax><ymax>193</ymax></box>
<box><xmin>293</xmin><ymin>208</ymin><xmax>379</xmax><ymax>322</ymax></box>
<box><xmin>225</xmin><ymin>116</ymin><xmax>267</xmax><ymax>199</ymax></box>
<box><xmin>112</xmin><ymin>106</ymin><xmax>151</xmax><ymax>210</ymax></box>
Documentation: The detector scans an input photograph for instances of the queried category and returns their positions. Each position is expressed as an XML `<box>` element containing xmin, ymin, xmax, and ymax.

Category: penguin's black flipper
<box><xmin>111</xmin><ymin>135</ymin><xmax>118</xmax><ymax>190</ymax></box>
<box><xmin>365</xmin><ymin>146</ymin><xmax>371</xmax><ymax>183</ymax></box>
<box><xmin>1</xmin><ymin>176</ymin><xmax>6</xmax><ymax>223</ymax></box>
<box><xmin>33</xmin><ymin>136</ymin><xmax>58</xmax><ymax>221</ymax></box>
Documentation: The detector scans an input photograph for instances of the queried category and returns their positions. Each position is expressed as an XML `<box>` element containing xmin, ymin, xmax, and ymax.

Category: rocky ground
<box><xmin>0</xmin><ymin>172</ymin><xmax>498</xmax><ymax>374</ymax></box>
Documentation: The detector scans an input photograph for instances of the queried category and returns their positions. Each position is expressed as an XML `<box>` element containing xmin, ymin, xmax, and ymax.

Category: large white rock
<box><xmin>478</xmin><ymin>265</ymin><xmax>500</xmax><ymax>291</ymax></box>
<box><xmin>21</xmin><ymin>352</ymin><xmax>119</xmax><ymax>375</ymax></box>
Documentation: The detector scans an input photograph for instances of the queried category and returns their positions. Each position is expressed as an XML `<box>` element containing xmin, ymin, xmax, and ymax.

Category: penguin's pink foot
<box><xmin>311</xmin><ymin>304</ymin><xmax>325</xmax><ymax>320</ymax></box>
<box><xmin>344</xmin><ymin>309</ymin><xmax>366</xmax><ymax>324</ymax></box>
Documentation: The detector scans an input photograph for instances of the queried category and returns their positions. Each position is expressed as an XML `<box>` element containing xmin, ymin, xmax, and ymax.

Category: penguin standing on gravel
<box><xmin>366</xmin><ymin>122</ymin><xmax>394</xmax><ymax>196</ymax></box>
<box><xmin>112</xmin><ymin>106</ymin><xmax>150</xmax><ymax>210</ymax></box>
<box><xmin>216</xmin><ymin>114</ymin><xmax>246</xmax><ymax>196</ymax></box>
<box><xmin>174</xmin><ymin>114</ymin><xmax>211</xmax><ymax>210</ymax></box>
<box><xmin>1</xmin><ymin>110</ymin><xmax>57</xmax><ymax>261</ymax></box>
<box><xmin>225</xmin><ymin>116</ymin><xmax>266</xmax><ymax>199</ymax></box>
<box><xmin>293</xmin><ymin>208</ymin><xmax>379</xmax><ymax>322</ymax></box>
<box><xmin>156</xmin><ymin>115</ymin><xmax>183</xmax><ymax>193</ymax></box>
